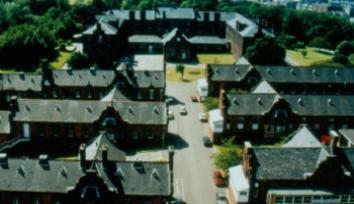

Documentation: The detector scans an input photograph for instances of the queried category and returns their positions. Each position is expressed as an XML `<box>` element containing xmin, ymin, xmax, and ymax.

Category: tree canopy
<box><xmin>246</xmin><ymin>37</ymin><xmax>286</xmax><ymax>65</ymax></box>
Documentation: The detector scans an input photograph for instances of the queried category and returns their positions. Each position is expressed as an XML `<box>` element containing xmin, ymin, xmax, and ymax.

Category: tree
<box><xmin>245</xmin><ymin>37</ymin><xmax>286</xmax><ymax>65</ymax></box>
<box><xmin>67</xmin><ymin>52</ymin><xmax>91</xmax><ymax>69</ymax></box>
<box><xmin>276</xmin><ymin>34</ymin><xmax>298</xmax><ymax>49</ymax></box>
<box><xmin>308</xmin><ymin>37</ymin><xmax>331</xmax><ymax>49</ymax></box>
<box><xmin>211</xmin><ymin>145</ymin><xmax>241</xmax><ymax>175</ymax></box>
<box><xmin>176</xmin><ymin>64</ymin><xmax>185</xmax><ymax>80</ymax></box>
<box><xmin>301</xmin><ymin>49</ymin><xmax>307</xmax><ymax>58</ymax></box>
<box><xmin>335</xmin><ymin>40</ymin><xmax>354</xmax><ymax>57</ymax></box>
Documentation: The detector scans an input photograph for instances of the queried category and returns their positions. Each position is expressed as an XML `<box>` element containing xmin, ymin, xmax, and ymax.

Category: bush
<box><xmin>276</xmin><ymin>34</ymin><xmax>298</xmax><ymax>49</ymax></box>
<box><xmin>333</xmin><ymin>53</ymin><xmax>349</xmax><ymax>65</ymax></box>
<box><xmin>309</xmin><ymin>37</ymin><xmax>331</xmax><ymax>49</ymax></box>
<box><xmin>202</xmin><ymin>97</ymin><xmax>219</xmax><ymax>111</ymax></box>
<box><xmin>349</xmin><ymin>53</ymin><xmax>354</xmax><ymax>66</ymax></box>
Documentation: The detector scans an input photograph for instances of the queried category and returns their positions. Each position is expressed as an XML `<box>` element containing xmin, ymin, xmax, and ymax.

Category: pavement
<box><xmin>166</xmin><ymin>81</ymin><xmax>225</xmax><ymax>204</ymax></box>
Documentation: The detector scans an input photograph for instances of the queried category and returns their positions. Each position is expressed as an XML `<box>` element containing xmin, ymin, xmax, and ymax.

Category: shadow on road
<box><xmin>167</xmin><ymin>133</ymin><xmax>189</xmax><ymax>150</ymax></box>
<box><xmin>165</xmin><ymin>95</ymin><xmax>185</xmax><ymax>106</ymax></box>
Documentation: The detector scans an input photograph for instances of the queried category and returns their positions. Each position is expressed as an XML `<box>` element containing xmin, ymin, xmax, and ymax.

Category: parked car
<box><xmin>216</xmin><ymin>192</ymin><xmax>228</xmax><ymax>204</ymax></box>
<box><xmin>213</xmin><ymin>170</ymin><xmax>226</xmax><ymax>187</ymax></box>
<box><xmin>191</xmin><ymin>95</ymin><xmax>198</xmax><ymax>102</ymax></box>
<box><xmin>168</xmin><ymin>110</ymin><xmax>174</xmax><ymax>120</ymax></box>
<box><xmin>199</xmin><ymin>112</ymin><xmax>207</xmax><ymax>122</ymax></box>
<box><xmin>202</xmin><ymin>136</ymin><xmax>212</xmax><ymax>147</ymax></box>
<box><xmin>170</xmin><ymin>197</ymin><xmax>185</xmax><ymax>204</ymax></box>
<box><xmin>179</xmin><ymin>106</ymin><xmax>187</xmax><ymax>115</ymax></box>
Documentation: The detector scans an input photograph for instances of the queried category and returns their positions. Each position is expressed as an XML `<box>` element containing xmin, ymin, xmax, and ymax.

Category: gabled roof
<box><xmin>282</xmin><ymin>126</ymin><xmax>323</xmax><ymax>148</ymax></box>
<box><xmin>338</xmin><ymin>129</ymin><xmax>354</xmax><ymax>145</ymax></box>
<box><xmin>252</xmin><ymin>147</ymin><xmax>328</xmax><ymax>180</ymax></box>
<box><xmin>128</xmin><ymin>35</ymin><xmax>162</xmax><ymax>43</ymax></box>
<box><xmin>161</xmin><ymin>28</ymin><xmax>189</xmax><ymax>44</ymax></box>
<box><xmin>0</xmin><ymin>73</ymin><xmax>42</xmax><ymax>91</ymax></box>
<box><xmin>255</xmin><ymin>66</ymin><xmax>354</xmax><ymax>84</ymax></box>
<box><xmin>0</xmin><ymin>158</ymin><xmax>171</xmax><ymax>196</ymax></box>
<box><xmin>208</xmin><ymin>64</ymin><xmax>252</xmax><ymax>82</ymax></box>
<box><xmin>226</xmin><ymin>93</ymin><xmax>279</xmax><ymax>116</ymax></box>
<box><xmin>14</xmin><ymin>99</ymin><xmax>167</xmax><ymax>125</ymax></box>
<box><xmin>188</xmin><ymin>36</ymin><xmax>225</xmax><ymax>45</ymax></box>
<box><xmin>0</xmin><ymin>111</ymin><xmax>11</xmax><ymax>134</ymax></box>
<box><xmin>84</xmin><ymin>133</ymin><xmax>126</xmax><ymax>161</ymax></box>
<box><xmin>229</xmin><ymin>165</ymin><xmax>249</xmax><ymax>191</ymax></box>
<box><xmin>235</xmin><ymin>56</ymin><xmax>250</xmax><ymax>65</ymax></box>
<box><xmin>252</xmin><ymin>80</ymin><xmax>277</xmax><ymax>94</ymax></box>
<box><xmin>120</xmin><ymin>70</ymin><xmax>165</xmax><ymax>88</ymax></box>
<box><xmin>52</xmin><ymin>69</ymin><xmax>116</xmax><ymax>87</ymax></box>
<box><xmin>82</xmin><ymin>22</ymin><xmax>118</xmax><ymax>35</ymax></box>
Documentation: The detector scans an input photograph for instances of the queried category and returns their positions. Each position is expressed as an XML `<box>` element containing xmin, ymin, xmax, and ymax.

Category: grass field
<box><xmin>166</xmin><ymin>67</ymin><xmax>205</xmax><ymax>82</ymax></box>
<box><xmin>197</xmin><ymin>54</ymin><xmax>235</xmax><ymax>65</ymax></box>
<box><xmin>286</xmin><ymin>48</ymin><xmax>334</xmax><ymax>66</ymax></box>
<box><xmin>69</xmin><ymin>0</ymin><xmax>92</xmax><ymax>5</ymax></box>
<box><xmin>50</xmin><ymin>51</ymin><xmax>72</xmax><ymax>69</ymax></box>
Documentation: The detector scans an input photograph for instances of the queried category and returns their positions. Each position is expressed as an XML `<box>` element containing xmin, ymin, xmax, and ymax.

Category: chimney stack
<box><xmin>0</xmin><ymin>153</ymin><xmax>8</xmax><ymax>167</ymax></box>
<box><xmin>101</xmin><ymin>145</ymin><xmax>108</xmax><ymax>165</ymax></box>
<box><xmin>215</xmin><ymin>12</ymin><xmax>220</xmax><ymax>22</ymax></box>
<box><xmin>329</xmin><ymin>130</ymin><xmax>339</xmax><ymax>155</ymax></box>
<box><xmin>204</xmin><ymin>12</ymin><xmax>209</xmax><ymax>22</ymax></box>
<box><xmin>10</xmin><ymin>96</ymin><xmax>18</xmax><ymax>111</ymax></box>
<box><xmin>129</xmin><ymin>10</ymin><xmax>135</xmax><ymax>21</ymax></box>
<box><xmin>141</xmin><ymin>10</ymin><xmax>146</xmax><ymax>21</ymax></box>
<box><xmin>79</xmin><ymin>144</ymin><xmax>86</xmax><ymax>169</ymax></box>
<box><xmin>39</xmin><ymin>154</ymin><xmax>49</xmax><ymax>169</ymax></box>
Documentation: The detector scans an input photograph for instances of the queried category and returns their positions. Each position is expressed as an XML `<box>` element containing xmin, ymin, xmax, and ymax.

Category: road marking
<box><xmin>174</xmin><ymin>178</ymin><xmax>185</xmax><ymax>200</ymax></box>
<box><xmin>180</xmin><ymin>178</ymin><xmax>185</xmax><ymax>201</ymax></box>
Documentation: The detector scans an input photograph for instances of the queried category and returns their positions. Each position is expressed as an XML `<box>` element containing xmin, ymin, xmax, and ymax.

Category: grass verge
<box><xmin>166</xmin><ymin>67</ymin><xmax>205</xmax><ymax>82</ymax></box>
<box><xmin>286</xmin><ymin>47</ymin><xmax>334</xmax><ymax>66</ymax></box>
<box><xmin>197</xmin><ymin>53</ymin><xmax>235</xmax><ymax>64</ymax></box>
<box><xmin>50</xmin><ymin>51</ymin><xmax>72</xmax><ymax>69</ymax></box>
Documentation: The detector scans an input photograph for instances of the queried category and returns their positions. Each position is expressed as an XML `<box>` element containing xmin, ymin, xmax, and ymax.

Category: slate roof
<box><xmin>128</xmin><ymin>35</ymin><xmax>162</xmax><ymax>43</ymax></box>
<box><xmin>0</xmin><ymin>73</ymin><xmax>42</xmax><ymax>91</ymax></box>
<box><xmin>155</xmin><ymin>7</ymin><xmax>195</xmax><ymax>20</ymax></box>
<box><xmin>188</xmin><ymin>36</ymin><xmax>225</xmax><ymax>44</ymax></box>
<box><xmin>208</xmin><ymin>64</ymin><xmax>252</xmax><ymax>82</ymax></box>
<box><xmin>225</xmin><ymin>93</ymin><xmax>279</xmax><ymax>116</ymax></box>
<box><xmin>0</xmin><ymin>111</ymin><xmax>11</xmax><ymax>134</ymax></box>
<box><xmin>131</xmin><ymin>55</ymin><xmax>165</xmax><ymax>71</ymax></box>
<box><xmin>0</xmin><ymin>157</ymin><xmax>171</xmax><ymax>196</ymax></box>
<box><xmin>254</xmin><ymin>66</ymin><xmax>354</xmax><ymax>84</ymax></box>
<box><xmin>252</xmin><ymin>80</ymin><xmax>277</xmax><ymax>94</ymax></box>
<box><xmin>226</xmin><ymin>13</ymin><xmax>258</xmax><ymax>37</ymax></box>
<box><xmin>337</xmin><ymin>148</ymin><xmax>354</xmax><ymax>175</ymax></box>
<box><xmin>252</xmin><ymin>147</ymin><xmax>328</xmax><ymax>180</ymax></box>
<box><xmin>235</xmin><ymin>56</ymin><xmax>250</xmax><ymax>65</ymax></box>
<box><xmin>82</xmin><ymin>22</ymin><xmax>118</xmax><ymax>35</ymax></box>
<box><xmin>120</xmin><ymin>70</ymin><xmax>165</xmax><ymax>88</ymax></box>
<box><xmin>282</xmin><ymin>94</ymin><xmax>354</xmax><ymax>116</ymax></box>
<box><xmin>84</xmin><ymin>133</ymin><xmax>126</xmax><ymax>161</ymax></box>
<box><xmin>282</xmin><ymin>126</ymin><xmax>323</xmax><ymax>148</ymax></box>
<box><xmin>14</xmin><ymin>99</ymin><xmax>167</xmax><ymax>125</ymax></box>
<box><xmin>52</xmin><ymin>69</ymin><xmax>116</xmax><ymax>87</ymax></box>
<box><xmin>226</xmin><ymin>93</ymin><xmax>354</xmax><ymax>117</ymax></box>
<box><xmin>338</xmin><ymin>129</ymin><xmax>354</xmax><ymax>145</ymax></box>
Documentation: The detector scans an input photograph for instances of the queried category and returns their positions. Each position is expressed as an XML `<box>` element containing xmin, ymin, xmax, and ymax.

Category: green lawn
<box><xmin>166</xmin><ymin>67</ymin><xmax>205</xmax><ymax>82</ymax></box>
<box><xmin>50</xmin><ymin>51</ymin><xmax>72</xmax><ymax>69</ymax></box>
<box><xmin>286</xmin><ymin>48</ymin><xmax>334</xmax><ymax>66</ymax></box>
<box><xmin>197</xmin><ymin>54</ymin><xmax>235</xmax><ymax>65</ymax></box>
<box><xmin>69</xmin><ymin>0</ymin><xmax>92</xmax><ymax>5</ymax></box>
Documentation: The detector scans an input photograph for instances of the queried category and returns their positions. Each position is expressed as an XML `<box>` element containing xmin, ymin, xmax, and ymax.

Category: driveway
<box><xmin>166</xmin><ymin>81</ymin><xmax>222</xmax><ymax>204</ymax></box>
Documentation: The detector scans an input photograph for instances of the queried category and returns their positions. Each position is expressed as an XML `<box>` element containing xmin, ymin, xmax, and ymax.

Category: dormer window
<box><xmin>81</xmin><ymin>186</ymin><xmax>100</xmax><ymax>199</ymax></box>
<box><xmin>76</xmin><ymin>90</ymin><xmax>80</xmax><ymax>98</ymax></box>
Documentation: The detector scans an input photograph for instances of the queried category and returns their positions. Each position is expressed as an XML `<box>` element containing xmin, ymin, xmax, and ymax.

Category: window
<box><xmin>237</xmin><ymin>123</ymin><xmax>244</xmax><ymax>130</ymax></box>
<box><xmin>149</xmin><ymin>89</ymin><xmax>154</xmax><ymax>100</ymax></box>
<box><xmin>252</xmin><ymin>123</ymin><xmax>258</xmax><ymax>130</ymax></box>
<box><xmin>226</xmin><ymin>123</ymin><xmax>230</xmax><ymax>130</ymax></box>
<box><xmin>76</xmin><ymin>90</ymin><xmax>80</xmax><ymax>98</ymax></box>
<box><xmin>52</xmin><ymin>89</ymin><xmax>57</xmax><ymax>98</ymax></box>
<box><xmin>340</xmin><ymin>195</ymin><xmax>349</xmax><ymax>202</ymax></box>
<box><xmin>275</xmin><ymin>196</ymin><xmax>283</xmax><ymax>203</ymax></box>
<box><xmin>342</xmin><ymin>123</ymin><xmax>348</xmax><ymax>129</ymax></box>
<box><xmin>32</xmin><ymin>196</ymin><xmax>41</xmax><ymax>204</ymax></box>
<box><xmin>53</xmin><ymin>199</ymin><xmax>61</xmax><ymax>204</ymax></box>
<box><xmin>147</xmin><ymin>130</ymin><xmax>154</xmax><ymax>140</ymax></box>
<box><xmin>303</xmin><ymin>196</ymin><xmax>311</xmax><ymax>203</ymax></box>
<box><xmin>314</xmin><ymin>123</ymin><xmax>320</xmax><ymax>130</ymax></box>
<box><xmin>13</xmin><ymin>196</ymin><xmax>20</xmax><ymax>204</ymax></box>
<box><xmin>132</xmin><ymin>131</ymin><xmax>138</xmax><ymax>139</ymax></box>
<box><xmin>294</xmin><ymin>196</ymin><xmax>302</xmax><ymax>203</ymax></box>
<box><xmin>284</xmin><ymin>196</ymin><xmax>293</xmax><ymax>203</ymax></box>
<box><xmin>148</xmin><ymin>45</ymin><xmax>153</xmax><ymax>53</ymax></box>
<box><xmin>240</xmin><ymin>191</ymin><xmax>247</xmax><ymax>196</ymax></box>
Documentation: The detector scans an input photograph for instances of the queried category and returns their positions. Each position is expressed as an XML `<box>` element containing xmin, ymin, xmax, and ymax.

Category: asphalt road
<box><xmin>166</xmin><ymin>81</ymin><xmax>221</xmax><ymax>204</ymax></box>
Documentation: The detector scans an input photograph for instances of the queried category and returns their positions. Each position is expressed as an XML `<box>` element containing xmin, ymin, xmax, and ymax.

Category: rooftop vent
<box><xmin>151</xmin><ymin>168</ymin><xmax>160</xmax><ymax>179</ymax></box>
<box><xmin>266</xmin><ymin>68</ymin><xmax>271</xmax><ymax>75</ymax></box>
<box><xmin>312</xmin><ymin>69</ymin><xmax>318</xmax><ymax>76</ymax></box>
<box><xmin>31</xmin><ymin>78</ymin><xmax>35</xmax><ymax>84</ymax></box>
<box><xmin>60</xmin><ymin>166</ymin><xmax>68</xmax><ymax>178</ymax></box>
<box><xmin>115</xmin><ymin>167</ymin><xmax>124</xmax><ymax>178</ymax></box>
<box><xmin>128</xmin><ymin>106</ymin><xmax>134</xmax><ymax>114</ymax></box>
<box><xmin>90</xmin><ymin>67</ymin><xmax>96</xmax><ymax>74</ymax></box>
<box><xmin>87</xmin><ymin>105</ymin><xmax>93</xmax><ymax>113</ymax></box>
<box><xmin>133</xmin><ymin>158</ymin><xmax>144</xmax><ymax>171</ymax></box>
<box><xmin>25</xmin><ymin>104</ymin><xmax>31</xmax><ymax>112</ymax></box>
<box><xmin>67</xmin><ymin>69</ymin><xmax>73</xmax><ymax>75</ymax></box>
<box><xmin>290</xmin><ymin>68</ymin><xmax>295</xmax><ymax>75</ymax></box>
<box><xmin>334</xmin><ymin>69</ymin><xmax>339</xmax><ymax>76</ymax></box>
<box><xmin>17</xmin><ymin>165</ymin><xmax>25</xmax><ymax>177</ymax></box>
<box><xmin>297</xmin><ymin>98</ymin><xmax>303</xmax><ymax>106</ymax></box>
<box><xmin>0</xmin><ymin>153</ymin><xmax>8</xmax><ymax>165</ymax></box>
<box><xmin>7</xmin><ymin>77</ymin><xmax>11</xmax><ymax>83</ymax></box>
<box><xmin>78</xmin><ymin>74</ymin><xmax>82</xmax><ymax>79</ymax></box>
<box><xmin>102</xmin><ymin>74</ymin><xmax>106</xmax><ymax>79</ymax></box>
<box><xmin>56</xmin><ymin>104</ymin><xmax>62</xmax><ymax>112</ymax></box>
<box><xmin>19</xmin><ymin>72</ymin><xmax>25</xmax><ymax>79</ymax></box>
<box><xmin>232</xmin><ymin>97</ymin><xmax>238</xmax><ymax>104</ymax></box>
<box><xmin>328</xmin><ymin>98</ymin><xmax>334</xmax><ymax>106</ymax></box>
<box><xmin>234</xmin><ymin>68</ymin><xmax>239</xmax><ymax>74</ymax></box>
<box><xmin>257</xmin><ymin>97</ymin><xmax>262</xmax><ymax>105</ymax></box>
<box><xmin>153</xmin><ymin>106</ymin><xmax>160</xmax><ymax>114</ymax></box>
